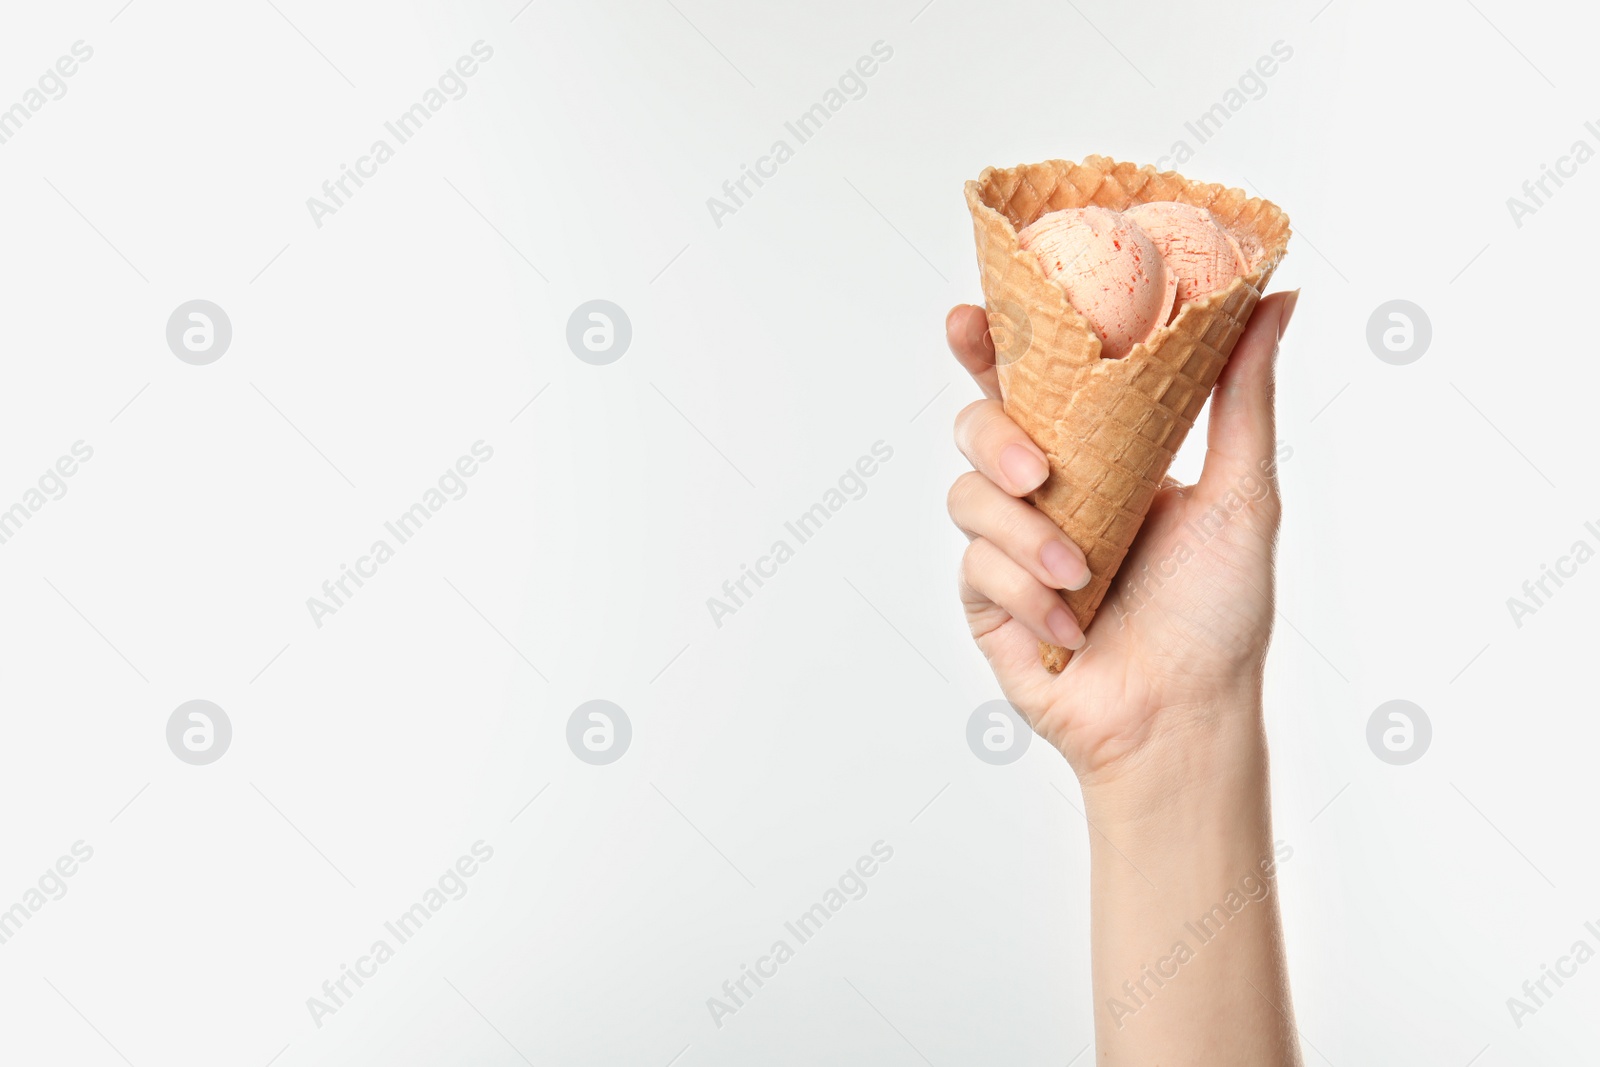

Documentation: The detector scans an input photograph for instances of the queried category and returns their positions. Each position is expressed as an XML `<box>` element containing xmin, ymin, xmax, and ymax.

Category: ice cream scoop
<box><xmin>1017</xmin><ymin>206</ymin><xmax>1176</xmax><ymax>359</ymax></box>
<box><xmin>1123</xmin><ymin>201</ymin><xmax>1248</xmax><ymax>317</ymax></box>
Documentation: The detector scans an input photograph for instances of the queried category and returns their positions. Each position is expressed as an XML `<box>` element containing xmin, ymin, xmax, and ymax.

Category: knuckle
<box><xmin>993</xmin><ymin>561</ymin><xmax>1039</xmax><ymax>612</ymax></box>
<box><xmin>990</xmin><ymin>496</ymin><xmax>1035</xmax><ymax>543</ymax></box>
<box><xmin>960</xmin><ymin>538</ymin><xmax>1013</xmax><ymax>597</ymax></box>
<box><xmin>1021</xmin><ymin>583</ymin><xmax>1056</xmax><ymax>622</ymax></box>
<box><xmin>959</xmin><ymin>538</ymin><xmax>984</xmax><ymax>582</ymax></box>
<box><xmin>946</xmin><ymin>470</ymin><xmax>984</xmax><ymax>518</ymax></box>
<box><xmin>955</xmin><ymin>398</ymin><xmax>990</xmax><ymax>424</ymax></box>
<box><xmin>953</xmin><ymin>398</ymin><xmax>997</xmax><ymax>445</ymax></box>
<box><xmin>952</xmin><ymin>398</ymin><xmax>985</xmax><ymax>439</ymax></box>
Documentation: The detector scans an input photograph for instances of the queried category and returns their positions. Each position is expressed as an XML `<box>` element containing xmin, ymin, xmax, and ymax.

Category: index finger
<box><xmin>946</xmin><ymin>304</ymin><xmax>999</xmax><ymax>400</ymax></box>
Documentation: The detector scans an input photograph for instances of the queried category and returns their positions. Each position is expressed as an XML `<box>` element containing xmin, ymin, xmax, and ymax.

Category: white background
<box><xmin>0</xmin><ymin>0</ymin><xmax>1595</xmax><ymax>1063</ymax></box>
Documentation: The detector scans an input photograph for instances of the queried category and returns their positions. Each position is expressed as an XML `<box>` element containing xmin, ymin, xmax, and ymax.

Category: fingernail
<box><xmin>1277</xmin><ymin>289</ymin><xmax>1301</xmax><ymax>342</ymax></box>
<box><xmin>1047</xmin><ymin>607</ymin><xmax>1085</xmax><ymax>650</ymax></box>
<box><xmin>1041</xmin><ymin>540</ymin><xmax>1090</xmax><ymax>590</ymax></box>
<box><xmin>1000</xmin><ymin>444</ymin><xmax>1048</xmax><ymax>493</ymax></box>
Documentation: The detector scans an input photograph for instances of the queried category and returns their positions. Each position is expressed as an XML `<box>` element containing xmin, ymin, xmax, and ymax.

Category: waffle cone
<box><xmin>965</xmin><ymin>157</ymin><xmax>1291</xmax><ymax>672</ymax></box>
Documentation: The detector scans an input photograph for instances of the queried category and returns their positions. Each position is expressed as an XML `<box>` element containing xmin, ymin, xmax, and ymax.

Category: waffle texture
<box><xmin>965</xmin><ymin>157</ymin><xmax>1291</xmax><ymax>671</ymax></box>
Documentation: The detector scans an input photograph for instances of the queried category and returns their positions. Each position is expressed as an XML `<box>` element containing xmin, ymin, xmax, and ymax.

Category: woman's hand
<box><xmin>946</xmin><ymin>291</ymin><xmax>1298</xmax><ymax>790</ymax></box>
<box><xmin>951</xmin><ymin>291</ymin><xmax>1306</xmax><ymax>1063</ymax></box>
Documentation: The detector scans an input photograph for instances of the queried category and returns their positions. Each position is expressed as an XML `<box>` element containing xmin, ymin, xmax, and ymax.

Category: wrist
<box><xmin>1078</xmin><ymin>685</ymin><xmax>1270</xmax><ymax>839</ymax></box>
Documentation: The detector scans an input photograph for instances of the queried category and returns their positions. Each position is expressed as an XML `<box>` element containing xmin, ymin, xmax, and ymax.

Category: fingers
<box><xmin>954</xmin><ymin>398</ymin><xmax>1050</xmax><ymax>497</ymax></box>
<box><xmin>960</xmin><ymin>537</ymin><xmax>1086</xmax><ymax>650</ymax></box>
<box><xmin>1198</xmin><ymin>289</ymin><xmax>1298</xmax><ymax>505</ymax></box>
<box><xmin>948</xmin><ymin>378</ymin><xmax>1088</xmax><ymax>656</ymax></box>
<box><xmin>946</xmin><ymin>305</ymin><xmax>1000</xmax><ymax>399</ymax></box>
<box><xmin>947</xmin><ymin>471</ymin><xmax>1090</xmax><ymax>591</ymax></box>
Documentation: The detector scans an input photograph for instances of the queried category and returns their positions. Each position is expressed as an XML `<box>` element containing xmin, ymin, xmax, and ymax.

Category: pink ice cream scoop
<box><xmin>1017</xmin><ymin>206</ymin><xmax>1176</xmax><ymax>359</ymax></box>
<box><xmin>1123</xmin><ymin>201</ymin><xmax>1248</xmax><ymax>316</ymax></box>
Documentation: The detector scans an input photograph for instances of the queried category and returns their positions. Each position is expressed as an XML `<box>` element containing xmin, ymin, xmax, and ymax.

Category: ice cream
<box><xmin>1124</xmin><ymin>201</ymin><xmax>1248</xmax><ymax>315</ymax></box>
<box><xmin>1017</xmin><ymin>201</ymin><xmax>1251</xmax><ymax>356</ymax></box>
<box><xmin>1017</xmin><ymin>206</ymin><xmax>1176</xmax><ymax>360</ymax></box>
<box><xmin>967</xmin><ymin>157</ymin><xmax>1292</xmax><ymax>671</ymax></box>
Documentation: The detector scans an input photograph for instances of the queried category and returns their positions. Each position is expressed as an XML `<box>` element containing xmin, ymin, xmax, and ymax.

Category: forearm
<box><xmin>1082</xmin><ymin>695</ymin><xmax>1300</xmax><ymax>1065</ymax></box>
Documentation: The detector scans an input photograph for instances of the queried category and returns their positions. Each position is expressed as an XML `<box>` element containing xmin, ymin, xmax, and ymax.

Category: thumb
<box><xmin>1195</xmin><ymin>289</ymin><xmax>1298</xmax><ymax>504</ymax></box>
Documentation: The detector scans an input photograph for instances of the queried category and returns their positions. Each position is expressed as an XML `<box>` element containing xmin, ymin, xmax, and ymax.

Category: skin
<box><xmin>946</xmin><ymin>290</ymin><xmax>1304</xmax><ymax>1064</ymax></box>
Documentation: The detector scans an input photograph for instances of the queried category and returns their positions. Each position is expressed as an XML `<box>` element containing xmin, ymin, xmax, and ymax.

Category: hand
<box><xmin>946</xmin><ymin>291</ymin><xmax>1299</xmax><ymax>788</ymax></box>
